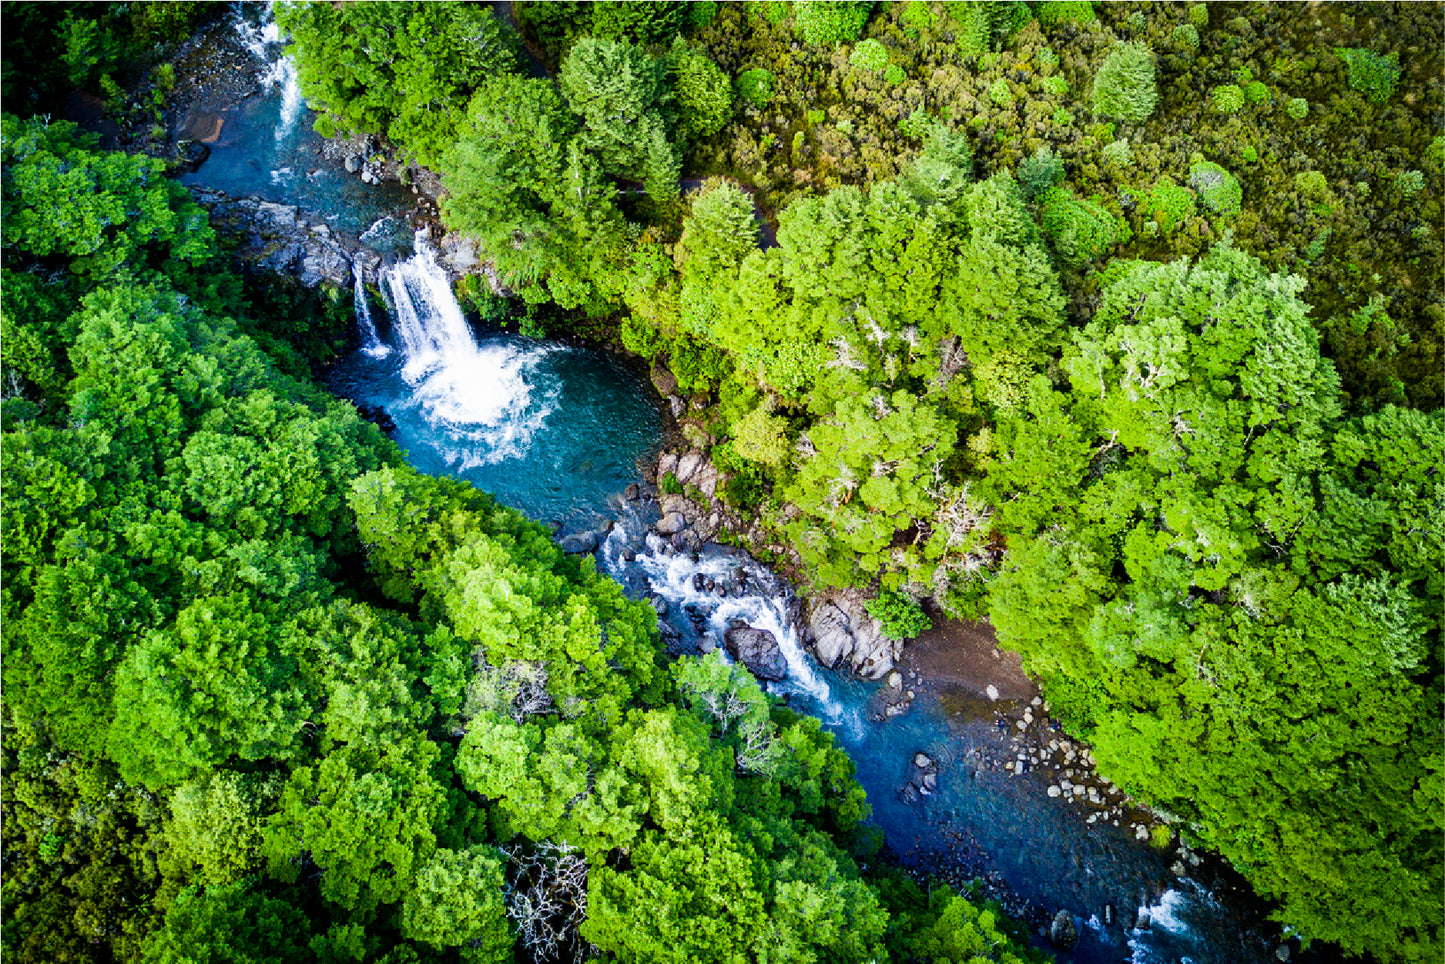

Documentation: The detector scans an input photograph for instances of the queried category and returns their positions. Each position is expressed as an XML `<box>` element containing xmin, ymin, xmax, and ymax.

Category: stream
<box><xmin>179</xmin><ymin>6</ymin><xmax>1304</xmax><ymax>962</ymax></box>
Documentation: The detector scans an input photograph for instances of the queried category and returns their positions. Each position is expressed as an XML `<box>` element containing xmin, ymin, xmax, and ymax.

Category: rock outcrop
<box><xmin>188</xmin><ymin>186</ymin><xmax>377</xmax><ymax>288</ymax></box>
<box><xmin>804</xmin><ymin>589</ymin><xmax>899</xmax><ymax>680</ymax></box>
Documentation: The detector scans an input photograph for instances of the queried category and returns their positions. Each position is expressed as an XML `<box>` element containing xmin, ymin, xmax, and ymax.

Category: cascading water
<box><xmin>231</xmin><ymin>2</ymin><xmax>303</xmax><ymax>147</ymax></box>
<box><xmin>353</xmin><ymin>262</ymin><xmax>390</xmax><ymax>359</ymax></box>
<box><xmin>201</xmin><ymin>9</ymin><xmax>1301</xmax><ymax>958</ymax></box>
<box><xmin>380</xmin><ymin>232</ymin><xmax>555</xmax><ymax>469</ymax></box>
<box><xmin>600</xmin><ymin>512</ymin><xmax>863</xmax><ymax>737</ymax></box>
<box><xmin>329</xmin><ymin>236</ymin><xmax>662</xmax><ymax>525</ymax></box>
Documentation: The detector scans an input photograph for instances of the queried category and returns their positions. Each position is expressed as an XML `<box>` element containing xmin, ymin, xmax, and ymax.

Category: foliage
<box><xmin>792</xmin><ymin>1</ymin><xmax>872</xmax><ymax>47</ymax></box>
<box><xmin>849</xmin><ymin>38</ymin><xmax>889</xmax><ymax>72</ymax></box>
<box><xmin>1101</xmin><ymin>138</ymin><xmax>1133</xmax><ymax>166</ymax></box>
<box><xmin>668</xmin><ymin>42</ymin><xmax>733</xmax><ymax>144</ymax></box>
<box><xmin>1188</xmin><ymin>159</ymin><xmax>1243</xmax><ymax>215</ymax></box>
<box><xmin>735</xmin><ymin>67</ymin><xmax>776</xmax><ymax>106</ymax></box>
<box><xmin>1243</xmin><ymin>80</ymin><xmax>1269</xmax><ymax>104</ymax></box>
<box><xmin>1285</xmin><ymin>96</ymin><xmax>1309</xmax><ymax>120</ymax></box>
<box><xmin>1335</xmin><ymin>47</ymin><xmax>1402</xmax><ymax>102</ymax></box>
<box><xmin>987</xmin><ymin>247</ymin><xmax>1443</xmax><ymax>961</ymax></box>
<box><xmin>275</xmin><ymin>1</ymin><xmax>519</xmax><ymax>168</ymax></box>
<box><xmin>1036</xmin><ymin>2</ymin><xmax>1096</xmax><ymax>27</ymax></box>
<box><xmin>559</xmin><ymin>36</ymin><xmax>680</xmax><ymax>199</ymax></box>
<box><xmin>1142</xmin><ymin>176</ymin><xmax>1196</xmax><ymax>232</ymax></box>
<box><xmin>866</xmin><ymin>590</ymin><xmax>931</xmax><ymax>641</ymax></box>
<box><xmin>1211</xmin><ymin>83</ymin><xmax>1245</xmax><ymax>114</ymax></box>
<box><xmin>1038</xmin><ymin>187</ymin><xmax>1127</xmax><ymax>264</ymax></box>
<box><xmin>1016</xmin><ymin>146</ymin><xmax>1064</xmax><ymax>200</ymax></box>
<box><xmin>1092</xmin><ymin>42</ymin><xmax>1157</xmax><ymax>123</ymax></box>
<box><xmin>1169</xmin><ymin>22</ymin><xmax>1199</xmax><ymax>51</ymax></box>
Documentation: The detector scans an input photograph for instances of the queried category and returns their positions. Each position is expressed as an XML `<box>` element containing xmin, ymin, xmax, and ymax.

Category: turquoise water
<box><xmin>178</xmin><ymin>3</ymin><xmax>415</xmax><ymax>253</ymax></box>
<box><xmin>183</xmin><ymin>6</ymin><xmax>1298</xmax><ymax>962</ymax></box>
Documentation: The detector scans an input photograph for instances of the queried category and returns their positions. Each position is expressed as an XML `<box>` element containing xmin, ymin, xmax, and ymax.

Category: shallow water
<box><xmin>178</xmin><ymin>2</ymin><xmax>415</xmax><ymax>253</ymax></box>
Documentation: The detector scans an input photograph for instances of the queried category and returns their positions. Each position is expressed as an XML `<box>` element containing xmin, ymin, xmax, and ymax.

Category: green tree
<box><xmin>276</xmin><ymin>1</ymin><xmax>519</xmax><ymax>167</ymax></box>
<box><xmin>1092</xmin><ymin>41</ymin><xmax>1157</xmax><ymax>122</ymax></box>
<box><xmin>401</xmin><ymin>847</ymin><xmax>513</xmax><ymax>962</ymax></box>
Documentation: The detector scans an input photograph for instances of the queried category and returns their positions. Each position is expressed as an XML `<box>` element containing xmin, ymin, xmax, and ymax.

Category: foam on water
<box><xmin>233</xmin><ymin>3</ymin><xmax>304</xmax><ymax>145</ymax></box>
<box><xmin>381</xmin><ymin>232</ymin><xmax>554</xmax><ymax>466</ymax></box>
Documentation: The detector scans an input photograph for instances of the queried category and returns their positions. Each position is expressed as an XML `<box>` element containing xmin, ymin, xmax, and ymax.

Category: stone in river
<box><xmin>656</xmin><ymin>511</ymin><xmax>687</xmax><ymax>535</ymax></box>
<box><xmin>1049</xmin><ymin>910</ymin><xmax>1079</xmax><ymax>951</ymax></box>
<box><xmin>724</xmin><ymin>624</ymin><xmax>787</xmax><ymax>681</ymax></box>
<box><xmin>986</xmin><ymin>684</ymin><xmax>1000</xmax><ymax>701</ymax></box>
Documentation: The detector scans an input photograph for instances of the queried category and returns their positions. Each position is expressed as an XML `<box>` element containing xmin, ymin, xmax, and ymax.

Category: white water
<box><xmin>353</xmin><ymin>262</ymin><xmax>390</xmax><ymax>359</ymax></box>
<box><xmin>359</xmin><ymin>216</ymin><xmax>394</xmax><ymax>244</ymax></box>
<box><xmin>232</xmin><ymin>2</ymin><xmax>305</xmax><ymax>147</ymax></box>
<box><xmin>381</xmin><ymin>232</ymin><xmax>556</xmax><ymax>469</ymax></box>
<box><xmin>600</xmin><ymin>514</ymin><xmax>864</xmax><ymax>738</ymax></box>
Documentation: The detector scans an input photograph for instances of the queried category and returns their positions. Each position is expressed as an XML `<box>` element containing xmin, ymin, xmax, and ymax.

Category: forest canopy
<box><xmin>4</xmin><ymin>1</ymin><xmax>1443</xmax><ymax>962</ymax></box>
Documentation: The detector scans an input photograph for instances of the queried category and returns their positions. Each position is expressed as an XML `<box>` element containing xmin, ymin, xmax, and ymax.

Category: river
<box><xmin>176</xmin><ymin>6</ymin><xmax>1308</xmax><ymax>962</ymax></box>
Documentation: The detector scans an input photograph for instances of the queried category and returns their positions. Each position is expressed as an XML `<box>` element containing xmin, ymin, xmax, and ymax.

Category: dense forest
<box><xmin>3</xmin><ymin>2</ymin><xmax>1442</xmax><ymax>963</ymax></box>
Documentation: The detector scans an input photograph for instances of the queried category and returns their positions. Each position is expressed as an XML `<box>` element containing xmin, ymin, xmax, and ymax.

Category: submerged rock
<box><xmin>1049</xmin><ymin>910</ymin><xmax>1079</xmax><ymax>951</ymax></box>
<box><xmin>724</xmin><ymin>624</ymin><xmax>786</xmax><ymax>681</ymax></box>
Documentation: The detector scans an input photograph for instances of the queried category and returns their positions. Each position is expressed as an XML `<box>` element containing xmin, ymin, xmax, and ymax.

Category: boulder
<box><xmin>805</xmin><ymin>590</ymin><xmax>898</xmax><ymax>679</ymax></box>
<box><xmin>651</xmin><ymin>365</ymin><xmax>679</xmax><ymax>397</ymax></box>
<box><xmin>668</xmin><ymin>395</ymin><xmax>686</xmax><ymax>418</ymax></box>
<box><xmin>559</xmin><ymin>530</ymin><xmax>601</xmax><ymax>555</ymax></box>
<box><xmin>675</xmin><ymin>450</ymin><xmax>704</xmax><ymax>484</ymax></box>
<box><xmin>657</xmin><ymin>452</ymin><xmax>679</xmax><ymax>479</ymax></box>
<box><xmin>691</xmin><ymin>461</ymin><xmax>721</xmax><ymax>499</ymax></box>
<box><xmin>1049</xmin><ymin>911</ymin><xmax>1079</xmax><ymax>951</ymax></box>
<box><xmin>724</xmin><ymin>624</ymin><xmax>787</xmax><ymax>681</ymax></box>
<box><xmin>624</xmin><ymin>483</ymin><xmax>640</xmax><ymax>501</ymax></box>
<box><xmin>344</xmin><ymin>154</ymin><xmax>362</xmax><ymax>174</ymax></box>
<box><xmin>173</xmin><ymin>138</ymin><xmax>211</xmax><ymax>174</ymax></box>
<box><xmin>656</xmin><ymin>511</ymin><xmax>687</xmax><ymax>536</ymax></box>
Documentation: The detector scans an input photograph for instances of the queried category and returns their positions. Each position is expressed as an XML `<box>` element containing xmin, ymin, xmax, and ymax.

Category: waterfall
<box><xmin>380</xmin><ymin>231</ymin><xmax>555</xmax><ymax>469</ymax></box>
<box><xmin>353</xmin><ymin>262</ymin><xmax>390</xmax><ymax>359</ymax></box>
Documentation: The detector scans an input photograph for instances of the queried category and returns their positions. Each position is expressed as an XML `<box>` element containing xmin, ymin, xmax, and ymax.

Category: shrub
<box><xmin>851</xmin><ymin>38</ymin><xmax>888</xmax><ymax>71</ymax></box>
<box><xmin>1285</xmin><ymin>96</ymin><xmax>1309</xmax><ymax>120</ymax></box>
<box><xmin>1016</xmin><ymin>145</ymin><xmax>1064</xmax><ymax>200</ymax></box>
<box><xmin>1143</xmin><ymin>176</ymin><xmax>1196</xmax><ymax>231</ymax></box>
<box><xmin>1334</xmin><ymin>47</ymin><xmax>1401</xmax><ymax>101</ymax></box>
<box><xmin>1036</xmin><ymin>1</ymin><xmax>1096</xmax><ymax>27</ymax></box>
<box><xmin>1039</xmin><ymin>187</ymin><xmax>1126</xmax><ymax>263</ymax></box>
<box><xmin>1053</xmin><ymin>107</ymin><xmax>1074</xmax><ymax>126</ymax></box>
<box><xmin>805</xmin><ymin>108</ymin><xmax>826</xmax><ymax>125</ymax></box>
<box><xmin>1038</xmin><ymin>46</ymin><xmax>1059</xmax><ymax>70</ymax></box>
<box><xmin>1092</xmin><ymin>42</ymin><xmax>1158</xmax><ymax>123</ymax></box>
<box><xmin>1211</xmin><ymin>84</ymin><xmax>1245</xmax><ymax>113</ymax></box>
<box><xmin>1189</xmin><ymin>159</ymin><xmax>1242</xmax><ymax>215</ymax></box>
<box><xmin>1244</xmin><ymin>80</ymin><xmax>1269</xmax><ymax>103</ymax></box>
<box><xmin>1125</xmin><ymin>11</ymin><xmax>1146</xmax><ymax>33</ymax></box>
<box><xmin>885</xmin><ymin>63</ymin><xmax>906</xmax><ymax>85</ymax></box>
<box><xmin>793</xmin><ymin>0</ymin><xmax>871</xmax><ymax>47</ymax></box>
<box><xmin>1188</xmin><ymin>3</ymin><xmax>1208</xmax><ymax>27</ymax></box>
<box><xmin>660</xmin><ymin>471</ymin><xmax>683</xmax><ymax>494</ymax></box>
<box><xmin>1396</xmin><ymin>169</ymin><xmax>1425</xmax><ymax>196</ymax></box>
<box><xmin>866</xmin><ymin>590</ymin><xmax>931</xmax><ymax>640</ymax></box>
<box><xmin>1294</xmin><ymin>170</ymin><xmax>1328</xmax><ymax>199</ymax></box>
<box><xmin>1427</xmin><ymin>135</ymin><xmax>1445</xmax><ymax>172</ymax></box>
<box><xmin>735</xmin><ymin>68</ymin><xmax>775</xmax><ymax>107</ymax></box>
<box><xmin>987</xmin><ymin>77</ymin><xmax>1014</xmax><ymax>107</ymax></box>
<box><xmin>1169</xmin><ymin>22</ymin><xmax>1199</xmax><ymax>51</ymax></box>
<box><xmin>1102</xmin><ymin>137</ymin><xmax>1133</xmax><ymax>166</ymax></box>
<box><xmin>1042</xmin><ymin>74</ymin><xmax>1069</xmax><ymax>96</ymax></box>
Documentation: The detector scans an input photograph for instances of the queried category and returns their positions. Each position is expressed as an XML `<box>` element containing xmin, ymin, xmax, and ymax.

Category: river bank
<box><xmin>71</xmin><ymin>7</ymin><xmax>1313</xmax><ymax>961</ymax></box>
